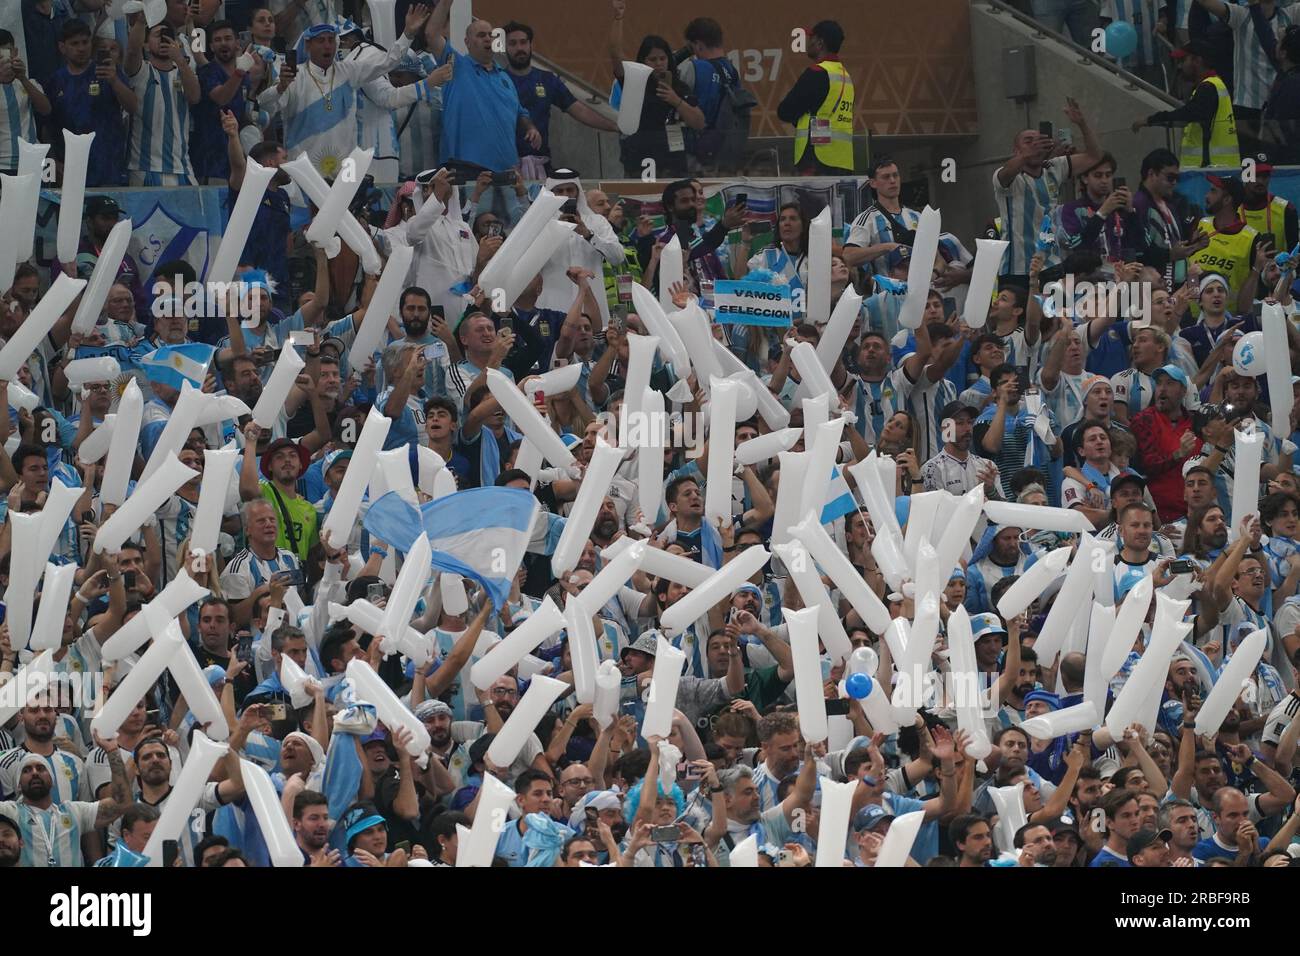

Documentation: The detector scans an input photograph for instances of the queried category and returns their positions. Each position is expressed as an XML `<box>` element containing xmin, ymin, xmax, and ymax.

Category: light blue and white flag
<box><xmin>140</xmin><ymin>343</ymin><xmax>216</xmax><ymax>391</ymax></box>
<box><xmin>822</xmin><ymin>466</ymin><xmax>857</xmax><ymax>525</ymax></box>
<box><xmin>364</xmin><ymin>487</ymin><xmax>542</xmax><ymax>609</ymax></box>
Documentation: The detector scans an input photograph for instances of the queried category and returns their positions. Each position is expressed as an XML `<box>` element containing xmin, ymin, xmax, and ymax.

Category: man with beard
<box><xmin>288</xmin><ymin>353</ymin><xmax>345</xmax><ymax>441</ymax></box>
<box><xmin>386</xmin><ymin>288</ymin><xmax>451</xmax><ymax>399</ymax></box>
<box><xmin>1131</xmin><ymin>365</ymin><xmax>1198</xmax><ymax>522</ymax></box>
<box><xmin>0</xmin><ymin>696</ymin><xmax>91</xmax><ymax>802</ymax></box>
<box><xmin>293</xmin><ymin>790</ymin><xmax>340</xmax><ymax>866</ymax></box>
<box><xmin>923</xmin><ymin>402</ymin><xmax>1001</xmax><ymax>497</ymax></box>
<box><xmin>0</xmin><ymin>814</ymin><xmax>21</xmax><ymax>867</ymax></box>
<box><xmin>129</xmin><ymin>723</ymin><xmax>252</xmax><ymax>866</ymax></box>
<box><xmin>193</xmin><ymin>22</ymin><xmax>263</xmax><ymax>183</ymax></box>
<box><xmin>0</xmin><ymin>731</ymin><xmax>130</xmax><ymax>867</ymax></box>
<box><xmin>456</xmin><ymin>676</ymin><xmax>551</xmax><ymax>785</ymax></box>
<box><xmin>71</xmin><ymin>197</ymin><xmax>145</xmax><ymax>318</ymax></box>
<box><xmin>964</xmin><ymin>524</ymin><xmax>1029</xmax><ymax>615</ymax></box>
<box><xmin>950</xmin><ymin>815</ymin><xmax>994</xmax><ymax>866</ymax></box>
<box><xmin>503</xmin><ymin>22</ymin><xmax>618</xmax><ymax>178</ymax></box>
<box><xmin>419</xmin><ymin>700</ymin><xmax>473</xmax><ymax>803</ymax></box>
<box><xmin>239</xmin><ymin>425</ymin><xmax>317</xmax><ymax>564</ymax></box>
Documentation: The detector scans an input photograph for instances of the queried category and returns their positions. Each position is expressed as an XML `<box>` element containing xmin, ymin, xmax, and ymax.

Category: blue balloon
<box><xmin>846</xmin><ymin>672</ymin><xmax>873</xmax><ymax>700</ymax></box>
<box><xmin>1104</xmin><ymin>21</ymin><xmax>1138</xmax><ymax>60</ymax></box>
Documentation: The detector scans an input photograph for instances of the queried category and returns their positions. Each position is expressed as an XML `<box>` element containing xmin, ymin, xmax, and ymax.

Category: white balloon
<box><xmin>1232</xmin><ymin>330</ymin><xmax>1265</xmax><ymax>377</ymax></box>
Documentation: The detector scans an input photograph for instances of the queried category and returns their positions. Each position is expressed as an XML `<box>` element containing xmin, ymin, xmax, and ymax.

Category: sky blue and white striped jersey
<box><xmin>0</xmin><ymin>748</ymin><xmax>90</xmax><ymax>803</ymax></box>
<box><xmin>1101</xmin><ymin>0</ymin><xmax>1161</xmax><ymax>68</ymax></box>
<box><xmin>846</xmin><ymin>205</ymin><xmax>922</xmax><ymax>273</ymax></box>
<box><xmin>848</xmin><ymin>366</ymin><xmax>915</xmax><ymax>443</ymax></box>
<box><xmin>218</xmin><ymin>547</ymin><xmax>302</xmax><ymax>601</ymax></box>
<box><xmin>993</xmin><ymin>156</ymin><xmax>1071</xmax><ymax>276</ymax></box>
<box><xmin>127</xmin><ymin>63</ymin><xmax>195</xmax><ymax>178</ymax></box>
<box><xmin>749</xmin><ymin>760</ymin><xmax>784</xmax><ymax>812</ymax></box>
<box><xmin>0</xmin><ymin>799</ymin><xmax>99</xmax><ymax>867</ymax></box>
<box><xmin>1110</xmin><ymin>366</ymin><xmax>1158</xmax><ymax>415</ymax></box>
<box><xmin>0</xmin><ymin>78</ymin><xmax>40</xmax><ymax>172</ymax></box>
<box><xmin>1226</xmin><ymin>3</ymin><xmax>1298</xmax><ymax>110</ymax></box>
<box><xmin>1040</xmin><ymin>368</ymin><xmax>1089</xmax><ymax>429</ymax></box>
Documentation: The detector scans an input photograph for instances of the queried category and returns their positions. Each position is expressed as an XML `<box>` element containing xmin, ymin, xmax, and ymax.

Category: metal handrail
<box><xmin>977</xmin><ymin>0</ymin><xmax>1181</xmax><ymax>108</ymax></box>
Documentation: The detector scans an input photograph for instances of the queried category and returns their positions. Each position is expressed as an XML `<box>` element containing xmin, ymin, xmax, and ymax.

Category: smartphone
<box><xmin>145</xmin><ymin>708</ymin><xmax>161</xmax><ymax>726</ymax></box>
<box><xmin>500</xmin><ymin>314</ymin><xmax>513</xmax><ymax>332</ymax></box>
<box><xmin>288</xmin><ymin>329</ymin><xmax>317</xmax><ymax>347</ymax></box>
<box><xmin>367</xmin><ymin>582</ymin><xmax>387</xmax><ymax>603</ymax></box>
<box><xmin>423</xmin><ymin>342</ymin><xmax>447</xmax><ymax>362</ymax></box>
<box><xmin>285</xmin><ymin>49</ymin><xmax>297</xmax><ymax>71</ymax></box>
<box><xmin>584</xmin><ymin>807</ymin><xmax>599</xmax><ymax>836</ymax></box>
<box><xmin>749</xmin><ymin>220</ymin><xmax>773</xmax><ymax>237</ymax></box>
<box><xmin>1038</xmin><ymin>121</ymin><xmax>1053</xmax><ymax>138</ymax></box>
<box><xmin>825</xmin><ymin>698</ymin><xmax>852</xmax><ymax>716</ymax></box>
<box><xmin>485</xmin><ymin>222</ymin><xmax>505</xmax><ymax>239</ymax></box>
<box><xmin>561</xmin><ymin>198</ymin><xmax>579</xmax><ymax>216</ymax></box>
<box><xmin>650</xmin><ymin>825</ymin><xmax>680</xmax><ymax>844</ymax></box>
<box><xmin>81</xmin><ymin>510</ymin><xmax>95</xmax><ymax>523</ymax></box>
<box><xmin>236</xmin><ymin>633</ymin><xmax>253</xmax><ymax>663</ymax></box>
<box><xmin>733</xmin><ymin>192</ymin><xmax>748</xmax><ymax>207</ymax></box>
<box><xmin>123</xmin><ymin>571</ymin><xmax>137</xmax><ymax>591</ymax></box>
<box><xmin>394</xmin><ymin>840</ymin><xmax>411</xmax><ymax>854</ymax></box>
<box><xmin>1113</xmin><ymin>176</ymin><xmax>1127</xmax><ymax>190</ymax></box>
<box><xmin>274</xmin><ymin>568</ymin><xmax>306</xmax><ymax>587</ymax></box>
<box><xmin>490</xmin><ymin>170</ymin><xmax>517</xmax><ymax>186</ymax></box>
<box><xmin>162</xmin><ymin>839</ymin><xmax>179</xmax><ymax>868</ymax></box>
<box><xmin>0</xmin><ymin>602</ymin><xmax>6</xmax><ymax>626</ymax></box>
<box><xmin>1168</xmin><ymin>559</ymin><xmax>1195</xmax><ymax>575</ymax></box>
<box><xmin>96</xmin><ymin>48</ymin><xmax>111</xmax><ymax>66</ymax></box>
<box><xmin>267</xmin><ymin>702</ymin><xmax>288</xmax><ymax>721</ymax></box>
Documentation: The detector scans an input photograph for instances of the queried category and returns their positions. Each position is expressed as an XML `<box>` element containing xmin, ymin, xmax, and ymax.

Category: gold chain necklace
<box><xmin>306</xmin><ymin>61</ymin><xmax>336</xmax><ymax>111</ymax></box>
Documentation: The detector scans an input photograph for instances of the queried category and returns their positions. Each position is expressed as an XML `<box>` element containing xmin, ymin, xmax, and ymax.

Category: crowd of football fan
<box><xmin>0</xmin><ymin>0</ymin><xmax>1298</xmax><ymax>869</ymax></box>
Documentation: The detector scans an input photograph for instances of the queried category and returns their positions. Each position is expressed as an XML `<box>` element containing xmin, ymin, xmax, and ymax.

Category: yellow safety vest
<box><xmin>1190</xmin><ymin>215</ymin><xmax>1259</xmax><ymax>303</ymax></box>
<box><xmin>794</xmin><ymin>59</ymin><xmax>854</xmax><ymax>171</ymax></box>
<box><xmin>1240</xmin><ymin>195</ymin><xmax>1291</xmax><ymax>252</ymax></box>
<box><xmin>1179</xmin><ymin>75</ymin><xmax>1240</xmax><ymax>169</ymax></box>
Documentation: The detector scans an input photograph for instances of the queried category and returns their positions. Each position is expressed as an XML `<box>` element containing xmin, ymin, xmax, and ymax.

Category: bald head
<box><xmin>1060</xmin><ymin>652</ymin><xmax>1086</xmax><ymax>693</ymax></box>
<box><xmin>586</xmin><ymin>190</ymin><xmax>611</xmax><ymax>218</ymax></box>
<box><xmin>467</xmin><ymin>18</ymin><xmax>494</xmax><ymax>63</ymax></box>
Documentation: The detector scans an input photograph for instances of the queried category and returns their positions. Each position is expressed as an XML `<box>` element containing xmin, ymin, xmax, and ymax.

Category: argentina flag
<box><xmin>364</xmin><ymin>487</ymin><xmax>541</xmax><ymax>610</ymax></box>
<box><xmin>822</xmin><ymin>466</ymin><xmax>857</xmax><ymax>525</ymax></box>
<box><xmin>140</xmin><ymin>343</ymin><xmax>216</xmax><ymax>391</ymax></box>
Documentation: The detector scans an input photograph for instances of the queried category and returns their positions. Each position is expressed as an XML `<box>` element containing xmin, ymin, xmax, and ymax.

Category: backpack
<box><xmin>694</xmin><ymin>58</ymin><xmax>757</xmax><ymax>170</ymax></box>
